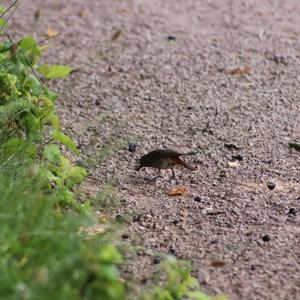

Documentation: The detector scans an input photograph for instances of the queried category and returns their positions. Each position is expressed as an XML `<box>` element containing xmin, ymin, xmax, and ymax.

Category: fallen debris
<box><xmin>229</xmin><ymin>66</ymin><xmax>251</xmax><ymax>76</ymax></box>
<box><xmin>167</xmin><ymin>186</ymin><xmax>187</xmax><ymax>196</ymax></box>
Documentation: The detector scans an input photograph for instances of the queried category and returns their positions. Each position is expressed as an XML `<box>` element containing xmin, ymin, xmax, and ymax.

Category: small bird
<box><xmin>136</xmin><ymin>149</ymin><xmax>196</xmax><ymax>181</ymax></box>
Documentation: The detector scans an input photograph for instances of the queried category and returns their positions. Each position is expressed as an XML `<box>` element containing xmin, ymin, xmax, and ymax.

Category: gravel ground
<box><xmin>8</xmin><ymin>0</ymin><xmax>300</xmax><ymax>299</ymax></box>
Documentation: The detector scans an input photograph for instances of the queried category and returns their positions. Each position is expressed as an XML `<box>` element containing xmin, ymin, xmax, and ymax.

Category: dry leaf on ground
<box><xmin>167</xmin><ymin>186</ymin><xmax>187</xmax><ymax>196</ymax></box>
<box><xmin>46</xmin><ymin>27</ymin><xmax>58</xmax><ymax>38</ymax></box>
<box><xmin>211</xmin><ymin>259</ymin><xmax>226</xmax><ymax>267</ymax></box>
<box><xmin>112</xmin><ymin>30</ymin><xmax>123</xmax><ymax>41</ymax></box>
<box><xmin>229</xmin><ymin>66</ymin><xmax>251</xmax><ymax>76</ymax></box>
<box><xmin>79</xmin><ymin>10</ymin><xmax>89</xmax><ymax>17</ymax></box>
<box><xmin>34</xmin><ymin>9</ymin><xmax>42</xmax><ymax>20</ymax></box>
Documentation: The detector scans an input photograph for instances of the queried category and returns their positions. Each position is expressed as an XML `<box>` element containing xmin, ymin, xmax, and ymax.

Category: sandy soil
<box><xmin>8</xmin><ymin>0</ymin><xmax>300</xmax><ymax>299</ymax></box>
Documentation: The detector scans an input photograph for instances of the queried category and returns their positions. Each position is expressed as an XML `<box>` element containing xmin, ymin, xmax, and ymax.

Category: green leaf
<box><xmin>187</xmin><ymin>291</ymin><xmax>213</xmax><ymax>300</ymax></box>
<box><xmin>0</xmin><ymin>18</ymin><xmax>5</xmax><ymax>28</ymax></box>
<box><xmin>99</xmin><ymin>244</ymin><xmax>123</xmax><ymax>264</ymax></box>
<box><xmin>38</xmin><ymin>64</ymin><xmax>73</xmax><ymax>79</ymax></box>
<box><xmin>52</xmin><ymin>130</ymin><xmax>78</xmax><ymax>154</ymax></box>
<box><xmin>18</xmin><ymin>36</ymin><xmax>41</xmax><ymax>65</ymax></box>
<box><xmin>46</xmin><ymin>112</ymin><xmax>60</xmax><ymax>130</ymax></box>
<box><xmin>44</xmin><ymin>144</ymin><xmax>61</xmax><ymax>162</ymax></box>
<box><xmin>65</xmin><ymin>165</ymin><xmax>87</xmax><ymax>188</ymax></box>
<box><xmin>24</xmin><ymin>76</ymin><xmax>43</xmax><ymax>96</ymax></box>
<box><xmin>3</xmin><ymin>138</ymin><xmax>36</xmax><ymax>157</ymax></box>
<box><xmin>3</xmin><ymin>137</ymin><xmax>23</xmax><ymax>154</ymax></box>
<box><xmin>0</xmin><ymin>73</ymin><xmax>21</xmax><ymax>103</ymax></box>
<box><xmin>19</xmin><ymin>36</ymin><xmax>37</xmax><ymax>50</ymax></box>
<box><xmin>44</xmin><ymin>88</ymin><xmax>58</xmax><ymax>102</ymax></box>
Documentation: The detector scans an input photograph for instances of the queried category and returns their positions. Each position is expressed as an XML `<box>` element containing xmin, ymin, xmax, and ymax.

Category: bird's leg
<box><xmin>168</xmin><ymin>169</ymin><xmax>176</xmax><ymax>182</ymax></box>
<box><xmin>146</xmin><ymin>169</ymin><xmax>162</xmax><ymax>183</ymax></box>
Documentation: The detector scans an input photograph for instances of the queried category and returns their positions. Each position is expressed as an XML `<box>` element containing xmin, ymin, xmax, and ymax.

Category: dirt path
<box><xmin>10</xmin><ymin>0</ymin><xmax>300</xmax><ymax>299</ymax></box>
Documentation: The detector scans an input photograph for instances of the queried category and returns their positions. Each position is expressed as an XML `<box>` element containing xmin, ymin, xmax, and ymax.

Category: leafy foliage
<box><xmin>0</xmin><ymin>29</ymin><xmax>125</xmax><ymax>300</ymax></box>
<box><xmin>0</xmin><ymin>32</ymin><xmax>85</xmax><ymax>209</ymax></box>
<box><xmin>141</xmin><ymin>257</ymin><xmax>228</xmax><ymax>300</ymax></box>
<box><xmin>0</xmin><ymin>162</ymin><xmax>125</xmax><ymax>300</ymax></box>
<box><xmin>38</xmin><ymin>64</ymin><xmax>73</xmax><ymax>79</ymax></box>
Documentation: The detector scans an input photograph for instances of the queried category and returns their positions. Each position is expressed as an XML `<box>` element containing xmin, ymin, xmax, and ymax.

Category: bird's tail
<box><xmin>176</xmin><ymin>157</ymin><xmax>196</xmax><ymax>171</ymax></box>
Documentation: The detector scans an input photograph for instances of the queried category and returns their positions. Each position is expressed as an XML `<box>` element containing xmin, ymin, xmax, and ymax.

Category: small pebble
<box><xmin>173</xmin><ymin>219</ymin><xmax>179</xmax><ymax>225</ymax></box>
<box><xmin>168</xmin><ymin>247</ymin><xmax>177</xmax><ymax>256</ymax></box>
<box><xmin>153</xmin><ymin>257</ymin><xmax>161</xmax><ymax>264</ymax></box>
<box><xmin>232</xmin><ymin>154</ymin><xmax>244</xmax><ymax>161</ymax></box>
<box><xmin>128</xmin><ymin>142</ymin><xmax>137</xmax><ymax>152</ymax></box>
<box><xmin>115</xmin><ymin>214</ymin><xmax>123</xmax><ymax>222</ymax></box>
<box><xmin>262</xmin><ymin>234</ymin><xmax>271</xmax><ymax>242</ymax></box>
<box><xmin>167</xmin><ymin>35</ymin><xmax>176</xmax><ymax>41</ymax></box>
<box><xmin>194</xmin><ymin>196</ymin><xmax>201</xmax><ymax>202</ymax></box>
<box><xmin>267</xmin><ymin>181</ymin><xmax>276</xmax><ymax>190</ymax></box>
<box><xmin>202</xmin><ymin>207</ymin><xmax>214</xmax><ymax>215</ymax></box>
<box><xmin>121</xmin><ymin>233</ymin><xmax>129</xmax><ymax>239</ymax></box>
<box><xmin>288</xmin><ymin>208</ymin><xmax>297</xmax><ymax>215</ymax></box>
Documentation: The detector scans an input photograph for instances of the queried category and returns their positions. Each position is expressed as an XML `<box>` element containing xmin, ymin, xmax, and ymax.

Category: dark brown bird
<box><xmin>136</xmin><ymin>149</ymin><xmax>196</xmax><ymax>181</ymax></box>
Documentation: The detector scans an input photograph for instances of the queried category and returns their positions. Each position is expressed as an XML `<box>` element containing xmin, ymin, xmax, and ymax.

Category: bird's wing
<box><xmin>145</xmin><ymin>149</ymin><xmax>182</xmax><ymax>159</ymax></box>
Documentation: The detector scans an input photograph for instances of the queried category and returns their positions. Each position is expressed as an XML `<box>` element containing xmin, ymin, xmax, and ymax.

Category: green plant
<box><xmin>0</xmin><ymin>4</ymin><xmax>126</xmax><ymax>300</ymax></box>
<box><xmin>0</xmin><ymin>29</ymin><xmax>87</xmax><ymax>210</ymax></box>
<box><xmin>142</xmin><ymin>257</ymin><xmax>228</xmax><ymax>300</ymax></box>
<box><xmin>0</xmin><ymin>161</ymin><xmax>125</xmax><ymax>300</ymax></box>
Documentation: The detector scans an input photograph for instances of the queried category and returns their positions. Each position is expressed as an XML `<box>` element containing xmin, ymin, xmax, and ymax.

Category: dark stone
<box><xmin>232</xmin><ymin>154</ymin><xmax>244</xmax><ymax>161</ymax></box>
<box><xmin>168</xmin><ymin>246</ymin><xmax>177</xmax><ymax>256</ymax></box>
<box><xmin>167</xmin><ymin>35</ymin><xmax>176</xmax><ymax>41</ymax></box>
<box><xmin>267</xmin><ymin>181</ymin><xmax>276</xmax><ymax>190</ymax></box>
<box><xmin>262</xmin><ymin>234</ymin><xmax>271</xmax><ymax>242</ymax></box>
<box><xmin>121</xmin><ymin>233</ymin><xmax>129</xmax><ymax>239</ymax></box>
<box><xmin>115</xmin><ymin>214</ymin><xmax>123</xmax><ymax>222</ymax></box>
<box><xmin>153</xmin><ymin>257</ymin><xmax>161</xmax><ymax>264</ymax></box>
<box><xmin>128</xmin><ymin>142</ymin><xmax>137</xmax><ymax>152</ymax></box>
<box><xmin>194</xmin><ymin>196</ymin><xmax>201</xmax><ymax>202</ymax></box>
<box><xmin>288</xmin><ymin>208</ymin><xmax>297</xmax><ymax>215</ymax></box>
